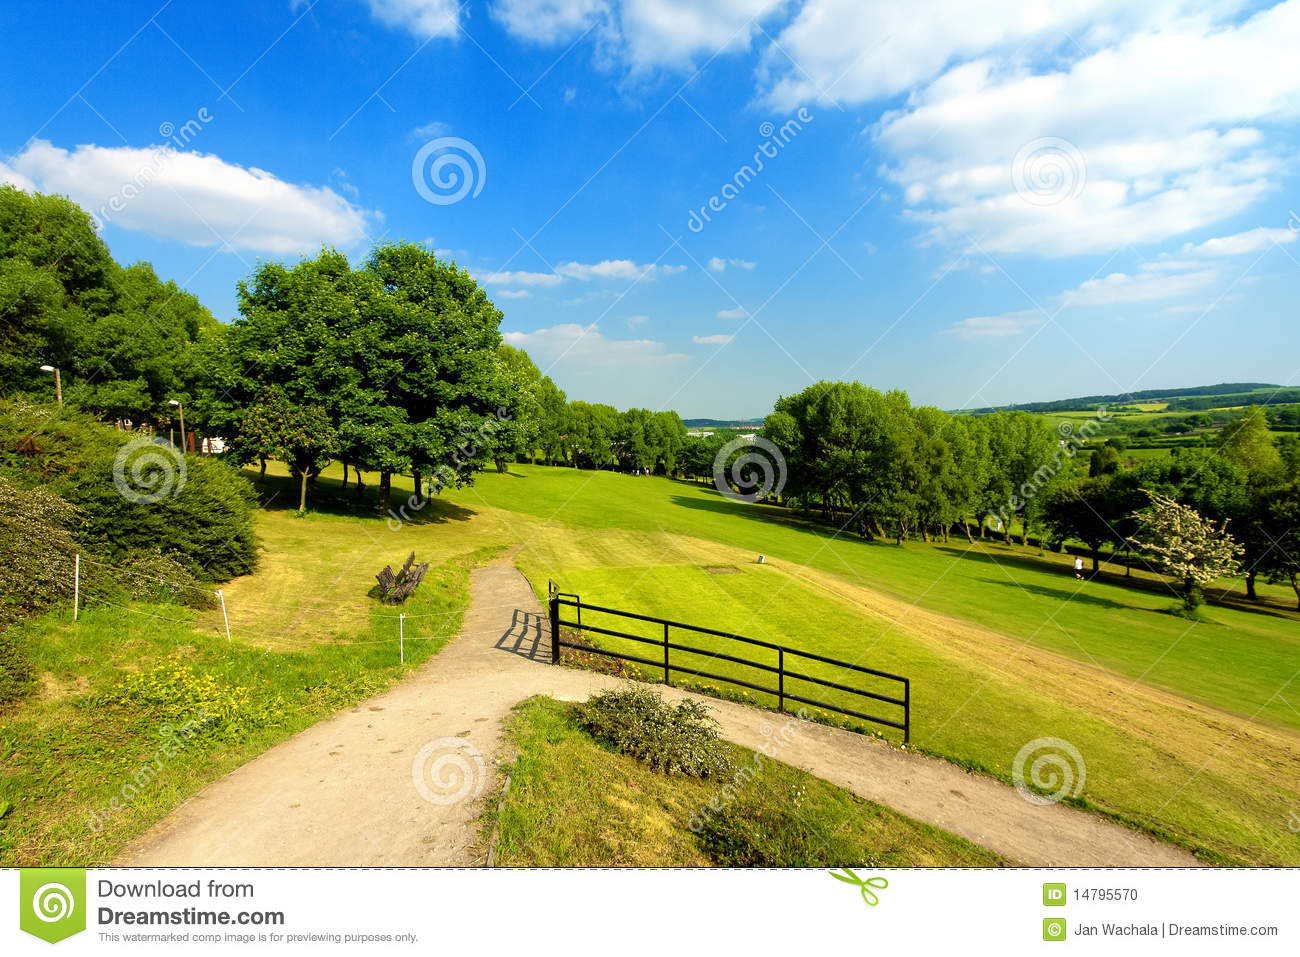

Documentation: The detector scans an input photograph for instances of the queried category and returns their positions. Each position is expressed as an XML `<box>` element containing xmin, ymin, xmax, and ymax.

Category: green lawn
<box><xmin>448</xmin><ymin>466</ymin><xmax>1300</xmax><ymax>730</ymax></box>
<box><xmin>485</xmin><ymin>696</ymin><xmax>1009</xmax><ymax>867</ymax></box>
<box><xmin>5</xmin><ymin>459</ymin><xmax>1298</xmax><ymax>867</ymax></box>
<box><xmin>445</xmin><ymin>465</ymin><xmax>1300</xmax><ymax>865</ymax></box>
<box><xmin>0</xmin><ymin>516</ymin><xmax>497</xmax><ymax>866</ymax></box>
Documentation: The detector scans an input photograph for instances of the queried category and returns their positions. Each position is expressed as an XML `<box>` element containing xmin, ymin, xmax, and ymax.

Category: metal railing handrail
<box><xmin>546</xmin><ymin>585</ymin><xmax>910</xmax><ymax>743</ymax></box>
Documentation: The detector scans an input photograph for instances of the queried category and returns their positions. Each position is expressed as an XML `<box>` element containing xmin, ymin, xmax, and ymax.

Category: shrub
<box><xmin>0</xmin><ymin>399</ymin><xmax>259</xmax><ymax>581</ymax></box>
<box><xmin>577</xmin><ymin>686</ymin><xmax>734</xmax><ymax>778</ymax></box>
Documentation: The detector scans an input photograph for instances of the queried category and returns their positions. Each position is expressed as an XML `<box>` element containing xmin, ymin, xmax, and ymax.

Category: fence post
<box><xmin>548</xmin><ymin>593</ymin><xmax>560</xmax><ymax>664</ymax></box>
<box><xmin>400</xmin><ymin>613</ymin><xmax>405</xmax><ymax>665</ymax></box>
<box><xmin>216</xmin><ymin>589</ymin><xmax>231</xmax><ymax>643</ymax></box>
<box><xmin>73</xmin><ymin>553</ymin><xmax>80</xmax><ymax>622</ymax></box>
<box><xmin>663</xmin><ymin>622</ymin><xmax>670</xmax><ymax>686</ymax></box>
<box><xmin>903</xmin><ymin>678</ymin><xmax>910</xmax><ymax>745</ymax></box>
<box><xmin>778</xmin><ymin>647</ymin><xmax>784</xmax><ymax>713</ymax></box>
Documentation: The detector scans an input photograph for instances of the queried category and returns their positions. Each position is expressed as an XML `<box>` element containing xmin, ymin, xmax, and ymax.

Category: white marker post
<box><xmin>73</xmin><ymin>553</ymin><xmax>79</xmax><ymax>622</ymax></box>
<box><xmin>400</xmin><ymin>613</ymin><xmax>406</xmax><ymax>665</ymax></box>
<box><xmin>216</xmin><ymin>589</ymin><xmax>231</xmax><ymax>644</ymax></box>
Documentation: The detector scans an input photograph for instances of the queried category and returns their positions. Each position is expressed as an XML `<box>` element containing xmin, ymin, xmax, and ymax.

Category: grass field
<box><xmin>0</xmin><ymin>471</ymin><xmax>500</xmax><ymax>865</ymax></box>
<box><xmin>484</xmin><ymin>696</ymin><xmax>1009</xmax><ymax>867</ymax></box>
<box><xmin>5</xmin><ymin>459</ymin><xmax>1299</xmax><ymax>866</ymax></box>
<box><xmin>436</xmin><ymin>465</ymin><xmax>1300</xmax><ymax>865</ymax></box>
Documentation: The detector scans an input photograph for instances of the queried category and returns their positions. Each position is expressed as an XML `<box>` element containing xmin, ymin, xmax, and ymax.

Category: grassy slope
<box><xmin>0</xmin><ymin>471</ymin><xmax>505</xmax><ymax>866</ymax></box>
<box><xmin>448</xmin><ymin>466</ymin><xmax>1300</xmax><ymax>727</ymax></box>
<box><xmin>6</xmin><ymin>459</ymin><xmax>1298</xmax><ymax>866</ymax></box>
<box><xmin>486</xmin><ymin>697</ymin><xmax>1009</xmax><ymax>867</ymax></box>
<box><xmin>443</xmin><ymin>465</ymin><xmax>1300</xmax><ymax>865</ymax></box>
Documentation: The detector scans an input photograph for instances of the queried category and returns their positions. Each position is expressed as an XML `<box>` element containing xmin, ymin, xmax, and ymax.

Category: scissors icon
<box><xmin>829</xmin><ymin>868</ymin><xmax>889</xmax><ymax>906</ymax></box>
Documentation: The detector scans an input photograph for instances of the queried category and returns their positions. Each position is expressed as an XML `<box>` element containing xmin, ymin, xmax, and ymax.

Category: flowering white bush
<box><xmin>1130</xmin><ymin>492</ymin><xmax>1243</xmax><ymax>609</ymax></box>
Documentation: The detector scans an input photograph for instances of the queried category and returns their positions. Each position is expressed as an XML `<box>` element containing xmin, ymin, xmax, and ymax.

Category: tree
<box><xmin>1089</xmin><ymin>445</ymin><xmax>1120</xmax><ymax>476</ymax></box>
<box><xmin>535</xmin><ymin>376</ymin><xmax>568</xmax><ymax>466</ymax></box>
<box><xmin>1129</xmin><ymin>492</ymin><xmax>1244</xmax><ymax>610</ymax></box>
<box><xmin>1042</xmin><ymin>475</ymin><xmax>1133</xmax><ymax>571</ymax></box>
<box><xmin>495</xmin><ymin>344</ymin><xmax>544</xmax><ymax>470</ymax></box>
<box><xmin>240</xmin><ymin>392</ymin><xmax>336</xmax><ymax>511</ymax></box>
<box><xmin>1253</xmin><ymin>482</ymin><xmax>1300</xmax><ymax>608</ymax></box>
<box><xmin>210</xmin><ymin>243</ymin><xmax>508</xmax><ymax>513</ymax></box>
<box><xmin>1217</xmin><ymin>406</ymin><xmax>1281</xmax><ymax>475</ymax></box>
<box><xmin>0</xmin><ymin>187</ymin><xmax>216</xmax><ymax>422</ymax></box>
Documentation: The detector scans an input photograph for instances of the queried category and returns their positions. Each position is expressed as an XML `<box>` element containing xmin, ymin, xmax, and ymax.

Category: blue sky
<box><xmin>3</xmin><ymin>0</ymin><xmax>1299</xmax><ymax>417</ymax></box>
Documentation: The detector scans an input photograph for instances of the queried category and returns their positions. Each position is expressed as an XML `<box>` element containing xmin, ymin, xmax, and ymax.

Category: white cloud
<box><xmin>693</xmin><ymin>333</ymin><xmax>734</xmax><ymax>344</ymax></box>
<box><xmin>761</xmin><ymin>0</ymin><xmax>1225</xmax><ymax>109</ymax></box>
<box><xmin>0</xmin><ymin>161</ymin><xmax>35</xmax><ymax>191</ymax></box>
<box><xmin>555</xmin><ymin>259</ymin><xmax>685</xmax><ymax>280</ymax></box>
<box><xmin>482</xmin><ymin>0</ymin><xmax>786</xmax><ymax>71</ymax></box>
<box><xmin>411</xmin><ymin>120</ymin><xmax>451</xmax><ymax>139</ymax></box>
<box><xmin>708</xmin><ymin>256</ymin><xmax>756</xmax><ymax>272</ymax></box>
<box><xmin>1060</xmin><ymin>267</ymin><xmax>1218</xmax><ymax>307</ymax></box>
<box><xmin>856</xmin><ymin>2</ymin><xmax>1300</xmax><ymax>257</ymax></box>
<box><xmin>481</xmin><ymin>259</ymin><xmax>683</xmax><ymax>289</ymax></box>
<box><xmin>716</xmin><ymin>305</ymin><xmax>747</xmax><ymax>318</ymax></box>
<box><xmin>481</xmin><ymin>269</ymin><xmax>566</xmax><ymax>287</ymax></box>
<box><xmin>943</xmin><ymin>310</ymin><xmax>1044</xmax><ymax>339</ymax></box>
<box><xmin>365</xmin><ymin>0</ymin><xmax>460</xmax><ymax>39</ymax></box>
<box><xmin>1184</xmin><ymin>226</ymin><xmax>1298</xmax><ymax>256</ymax></box>
<box><xmin>626</xmin><ymin>313</ymin><xmax>649</xmax><ymax>325</ymax></box>
<box><xmin>503</xmin><ymin>322</ymin><xmax>688</xmax><ymax>366</ymax></box>
<box><xmin>8</xmin><ymin>140</ymin><xmax>371</xmax><ymax>254</ymax></box>
<box><xmin>491</xmin><ymin>0</ymin><xmax>609</xmax><ymax>44</ymax></box>
<box><xmin>616</xmin><ymin>0</ymin><xmax>788</xmax><ymax>70</ymax></box>
<box><xmin>497</xmin><ymin>289</ymin><xmax>533</xmax><ymax>299</ymax></box>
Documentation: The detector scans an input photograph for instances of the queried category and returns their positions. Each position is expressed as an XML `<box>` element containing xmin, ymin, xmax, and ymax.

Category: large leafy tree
<box><xmin>1042</xmin><ymin>474</ymin><xmax>1140</xmax><ymax>572</ymax></box>
<box><xmin>208</xmin><ymin>243</ymin><xmax>510</xmax><ymax>512</ymax></box>
<box><xmin>535</xmin><ymin>375</ymin><xmax>568</xmax><ymax>466</ymax></box>
<box><xmin>0</xmin><ymin>187</ymin><xmax>215</xmax><ymax>421</ymax></box>
<box><xmin>359</xmin><ymin>242</ymin><xmax>507</xmax><ymax>507</ymax></box>
<box><xmin>1253</xmin><ymin>481</ymin><xmax>1300</xmax><ymax>608</ymax></box>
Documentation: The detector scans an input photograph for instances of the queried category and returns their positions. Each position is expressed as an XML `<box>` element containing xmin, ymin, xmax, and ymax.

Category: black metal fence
<box><xmin>547</xmin><ymin>580</ymin><xmax>910</xmax><ymax>743</ymax></box>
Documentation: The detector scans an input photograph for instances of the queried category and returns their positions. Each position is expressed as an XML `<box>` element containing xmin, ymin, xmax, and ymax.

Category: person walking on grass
<box><xmin>1074</xmin><ymin>556</ymin><xmax>1085</xmax><ymax>580</ymax></box>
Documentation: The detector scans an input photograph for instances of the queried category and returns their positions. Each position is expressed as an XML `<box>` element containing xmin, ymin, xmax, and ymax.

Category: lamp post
<box><xmin>39</xmin><ymin>365</ymin><xmax>61</xmax><ymax>406</ymax></box>
<box><xmin>169</xmin><ymin>399</ymin><xmax>185</xmax><ymax>452</ymax></box>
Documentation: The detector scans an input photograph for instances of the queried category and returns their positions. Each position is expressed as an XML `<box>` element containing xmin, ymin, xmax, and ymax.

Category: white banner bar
<box><xmin>4</xmin><ymin>868</ymin><xmax>1297</xmax><ymax>955</ymax></box>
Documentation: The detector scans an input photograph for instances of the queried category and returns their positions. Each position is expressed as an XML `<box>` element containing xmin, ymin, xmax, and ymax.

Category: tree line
<box><xmin>2</xmin><ymin>189</ymin><xmax>688</xmax><ymax>511</ymax></box>
<box><xmin>716</xmin><ymin>381</ymin><xmax>1299</xmax><ymax>607</ymax></box>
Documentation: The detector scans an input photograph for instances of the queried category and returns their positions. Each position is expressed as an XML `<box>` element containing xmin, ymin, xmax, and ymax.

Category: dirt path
<box><xmin>123</xmin><ymin>554</ymin><xmax>1198</xmax><ymax>867</ymax></box>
